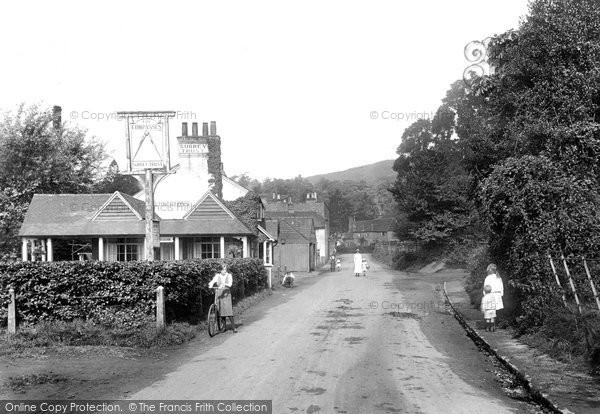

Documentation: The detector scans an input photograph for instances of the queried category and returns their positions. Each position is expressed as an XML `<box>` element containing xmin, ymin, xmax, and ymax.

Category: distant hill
<box><xmin>306</xmin><ymin>159</ymin><xmax>396</xmax><ymax>185</ymax></box>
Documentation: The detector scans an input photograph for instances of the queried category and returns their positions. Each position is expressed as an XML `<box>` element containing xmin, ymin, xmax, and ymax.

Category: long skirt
<box><xmin>216</xmin><ymin>288</ymin><xmax>233</xmax><ymax>317</ymax></box>
<box><xmin>492</xmin><ymin>293</ymin><xmax>504</xmax><ymax>310</ymax></box>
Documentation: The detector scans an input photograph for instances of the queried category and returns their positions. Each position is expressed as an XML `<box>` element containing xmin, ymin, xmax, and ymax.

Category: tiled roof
<box><xmin>264</xmin><ymin>210</ymin><xmax>326</xmax><ymax>228</ymax></box>
<box><xmin>280</xmin><ymin>217</ymin><xmax>316</xmax><ymax>243</ymax></box>
<box><xmin>19</xmin><ymin>193</ymin><xmax>145</xmax><ymax>237</ymax></box>
<box><xmin>354</xmin><ymin>218</ymin><xmax>398</xmax><ymax>233</ymax></box>
<box><xmin>120</xmin><ymin>192</ymin><xmax>148</xmax><ymax>218</ymax></box>
<box><xmin>265</xmin><ymin>219</ymin><xmax>279</xmax><ymax>241</ymax></box>
<box><xmin>161</xmin><ymin>219</ymin><xmax>253</xmax><ymax>235</ymax></box>
<box><xmin>278</xmin><ymin>220</ymin><xmax>311</xmax><ymax>244</ymax></box>
<box><xmin>264</xmin><ymin>200</ymin><xmax>328</xmax><ymax>219</ymax></box>
<box><xmin>19</xmin><ymin>191</ymin><xmax>254</xmax><ymax>237</ymax></box>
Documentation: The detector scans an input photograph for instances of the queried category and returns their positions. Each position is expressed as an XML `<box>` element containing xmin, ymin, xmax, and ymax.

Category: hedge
<box><xmin>0</xmin><ymin>258</ymin><xmax>266</xmax><ymax>327</ymax></box>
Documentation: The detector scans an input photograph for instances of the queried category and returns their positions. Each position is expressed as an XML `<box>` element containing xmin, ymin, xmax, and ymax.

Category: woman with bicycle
<box><xmin>208</xmin><ymin>263</ymin><xmax>237</xmax><ymax>333</ymax></box>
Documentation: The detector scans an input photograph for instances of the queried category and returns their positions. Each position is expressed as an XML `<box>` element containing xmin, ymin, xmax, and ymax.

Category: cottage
<box><xmin>264</xmin><ymin>193</ymin><xmax>329</xmax><ymax>266</ymax></box>
<box><xmin>348</xmin><ymin>216</ymin><xmax>399</xmax><ymax>246</ymax></box>
<box><xmin>268</xmin><ymin>216</ymin><xmax>317</xmax><ymax>272</ymax></box>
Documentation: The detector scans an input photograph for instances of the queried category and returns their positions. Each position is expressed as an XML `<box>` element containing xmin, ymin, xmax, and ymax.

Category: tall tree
<box><xmin>0</xmin><ymin>104</ymin><xmax>107</xmax><ymax>257</ymax></box>
<box><xmin>390</xmin><ymin>108</ymin><xmax>471</xmax><ymax>247</ymax></box>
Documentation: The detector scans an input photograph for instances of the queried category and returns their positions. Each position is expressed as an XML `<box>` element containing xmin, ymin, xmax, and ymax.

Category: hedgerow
<box><xmin>0</xmin><ymin>258</ymin><xmax>266</xmax><ymax>326</ymax></box>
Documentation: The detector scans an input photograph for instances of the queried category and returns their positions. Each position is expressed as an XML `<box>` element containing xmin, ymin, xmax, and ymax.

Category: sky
<box><xmin>0</xmin><ymin>0</ymin><xmax>530</xmax><ymax>180</ymax></box>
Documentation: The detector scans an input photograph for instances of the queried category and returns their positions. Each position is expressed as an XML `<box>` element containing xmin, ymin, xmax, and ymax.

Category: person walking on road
<box><xmin>330</xmin><ymin>255</ymin><xmax>336</xmax><ymax>272</ymax></box>
<box><xmin>483</xmin><ymin>264</ymin><xmax>504</xmax><ymax>323</ymax></box>
<box><xmin>208</xmin><ymin>263</ymin><xmax>237</xmax><ymax>333</ymax></box>
<box><xmin>353</xmin><ymin>249</ymin><xmax>363</xmax><ymax>277</ymax></box>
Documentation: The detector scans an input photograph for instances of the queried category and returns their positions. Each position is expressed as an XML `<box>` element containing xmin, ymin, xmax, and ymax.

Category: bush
<box><xmin>392</xmin><ymin>251</ymin><xmax>421</xmax><ymax>270</ymax></box>
<box><xmin>0</xmin><ymin>258</ymin><xmax>266</xmax><ymax>326</ymax></box>
<box><xmin>464</xmin><ymin>244</ymin><xmax>491</xmax><ymax>307</ymax></box>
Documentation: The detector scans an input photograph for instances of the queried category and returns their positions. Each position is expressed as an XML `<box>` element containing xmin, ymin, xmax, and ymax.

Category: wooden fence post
<box><xmin>561</xmin><ymin>253</ymin><xmax>582</xmax><ymax>315</ymax></box>
<box><xmin>7</xmin><ymin>288</ymin><xmax>16</xmax><ymax>335</ymax></box>
<box><xmin>548</xmin><ymin>254</ymin><xmax>568</xmax><ymax>308</ymax></box>
<box><xmin>582</xmin><ymin>257</ymin><xmax>600</xmax><ymax>312</ymax></box>
<box><xmin>156</xmin><ymin>286</ymin><xmax>165</xmax><ymax>331</ymax></box>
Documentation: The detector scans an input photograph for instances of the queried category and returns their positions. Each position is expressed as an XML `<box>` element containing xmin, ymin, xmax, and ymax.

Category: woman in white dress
<box><xmin>353</xmin><ymin>249</ymin><xmax>363</xmax><ymax>277</ymax></box>
<box><xmin>482</xmin><ymin>263</ymin><xmax>504</xmax><ymax>314</ymax></box>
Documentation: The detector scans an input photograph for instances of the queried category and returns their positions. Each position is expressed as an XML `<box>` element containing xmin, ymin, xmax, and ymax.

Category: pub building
<box><xmin>18</xmin><ymin>121</ymin><xmax>276</xmax><ymax>271</ymax></box>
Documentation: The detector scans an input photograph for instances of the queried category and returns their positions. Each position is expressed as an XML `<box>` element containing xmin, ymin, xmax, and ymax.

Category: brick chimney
<box><xmin>210</xmin><ymin>121</ymin><xmax>217</xmax><ymax>136</ymax></box>
<box><xmin>182</xmin><ymin>122</ymin><xmax>188</xmax><ymax>136</ymax></box>
<box><xmin>192</xmin><ymin>122</ymin><xmax>198</xmax><ymax>136</ymax></box>
<box><xmin>202</xmin><ymin>122</ymin><xmax>209</xmax><ymax>136</ymax></box>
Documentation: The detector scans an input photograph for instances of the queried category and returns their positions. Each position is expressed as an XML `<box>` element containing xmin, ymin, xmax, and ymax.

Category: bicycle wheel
<box><xmin>207</xmin><ymin>304</ymin><xmax>219</xmax><ymax>337</ymax></box>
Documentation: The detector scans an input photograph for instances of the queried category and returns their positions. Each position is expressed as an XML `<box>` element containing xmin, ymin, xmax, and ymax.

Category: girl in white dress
<box><xmin>482</xmin><ymin>264</ymin><xmax>504</xmax><ymax>315</ymax></box>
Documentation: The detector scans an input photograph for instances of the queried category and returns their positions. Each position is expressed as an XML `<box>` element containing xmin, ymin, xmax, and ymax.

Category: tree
<box><xmin>0</xmin><ymin>104</ymin><xmax>107</xmax><ymax>257</ymax></box>
<box><xmin>390</xmin><ymin>107</ymin><xmax>472</xmax><ymax>248</ymax></box>
<box><xmin>261</xmin><ymin>176</ymin><xmax>314</xmax><ymax>203</ymax></box>
<box><xmin>230</xmin><ymin>173</ymin><xmax>262</xmax><ymax>193</ymax></box>
<box><xmin>457</xmin><ymin>0</ymin><xmax>600</xmax><ymax>343</ymax></box>
<box><xmin>93</xmin><ymin>160</ymin><xmax>141</xmax><ymax>195</ymax></box>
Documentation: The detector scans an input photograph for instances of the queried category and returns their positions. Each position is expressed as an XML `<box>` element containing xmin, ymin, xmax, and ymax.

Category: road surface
<box><xmin>130</xmin><ymin>255</ymin><xmax>523</xmax><ymax>413</ymax></box>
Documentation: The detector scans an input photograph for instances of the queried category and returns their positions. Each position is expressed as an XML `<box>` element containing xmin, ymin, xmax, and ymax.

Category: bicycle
<box><xmin>207</xmin><ymin>287</ymin><xmax>226</xmax><ymax>337</ymax></box>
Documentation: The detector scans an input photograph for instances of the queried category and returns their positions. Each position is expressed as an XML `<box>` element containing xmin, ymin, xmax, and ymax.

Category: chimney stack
<box><xmin>181</xmin><ymin>122</ymin><xmax>188</xmax><ymax>136</ymax></box>
<box><xmin>202</xmin><ymin>122</ymin><xmax>209</xmax><ymax>136</ymax></box>
<box><xmin>192</xmin><ymin>122</ymin><xmax>198</xmax><ymax>136</ymax></box>
<box><xmin>52</xmin><ymin>106</ymin><xmax>62</xmax><ymax>132</ymax></box>
<box><xmin>210</xmin><ymin>121</ymin><xmax>217</xmax><ymax>136</ymax></box>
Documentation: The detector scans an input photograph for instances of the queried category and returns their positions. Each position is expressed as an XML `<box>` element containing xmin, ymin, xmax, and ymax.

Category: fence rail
<box><xmin>547</xmin><ymin>253</ymin><xmax>600</xmax><ymax>314</ymax></box>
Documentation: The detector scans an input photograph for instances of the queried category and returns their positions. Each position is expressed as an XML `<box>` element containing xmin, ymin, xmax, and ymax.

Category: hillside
<box><xmin>306</xmin><ymin>159</ymin><xmax>395</xmax><ymax>184</ymax></box>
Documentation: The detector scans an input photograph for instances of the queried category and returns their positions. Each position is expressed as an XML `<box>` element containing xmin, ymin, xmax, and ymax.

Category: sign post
<box><xmin>118</xmin><ymin>111</ymin><xmax>176</xmax><ymax>261</ymax></box>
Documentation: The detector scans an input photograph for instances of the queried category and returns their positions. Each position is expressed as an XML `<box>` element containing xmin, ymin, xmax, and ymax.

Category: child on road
<box><xmin>481</xmin><ymin>284</ymin><xmax>497</xmax><ymax>332</ymax></box>
<box><xmin>361</xmin><ymin>258</ymin><xmax>369</xmax><ymax>277</ymax></box>
<box><xmin>282</xmin><ymin>271</ymin><xmax>295</xmax><ymax>288</ymax></box>
<box><xmin>336</xmin><ymin>258</ymin><xmax>342</xmax><ymax>271</ymax></box>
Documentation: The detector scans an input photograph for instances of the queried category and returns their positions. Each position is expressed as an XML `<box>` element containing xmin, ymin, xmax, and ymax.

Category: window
<box><xmin>106</xmin><ymin>238</ymin><xmax>143</xmax><ymax>261</ymax></box>
<box><xmin>198</xmin><ymin>237</ymin><xmax>220</xmax><ymax>259</ymax></box>
<box><xmin>181</xmin><ymin>237</ymin><xmax>222</xmax><ymax>259</ymax></box>
<box><xmin>266</xmin><ymin>242</ymin><xmax>271</xmax><ymax>264</ymax></box>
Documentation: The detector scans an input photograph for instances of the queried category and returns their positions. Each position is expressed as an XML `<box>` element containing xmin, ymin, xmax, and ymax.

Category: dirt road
<box><xmin>130</xmin><ymin>256</ymin><xmax>530</xmax><ymax>413</ymax></box>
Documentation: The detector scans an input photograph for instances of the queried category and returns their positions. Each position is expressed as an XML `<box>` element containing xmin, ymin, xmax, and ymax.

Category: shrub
<box><xmin>0</xmin><ymin>258</ymin><xmax>266</xmax><ymax>326</ymax></box>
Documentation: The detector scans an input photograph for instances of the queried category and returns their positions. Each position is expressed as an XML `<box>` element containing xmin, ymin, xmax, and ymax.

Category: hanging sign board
<box><xmin>117</xmin><ymin>111</ymin><xmax>176</xmax><ymax>173</ymax></box>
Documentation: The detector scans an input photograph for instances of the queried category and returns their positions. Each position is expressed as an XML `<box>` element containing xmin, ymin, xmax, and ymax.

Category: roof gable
<box><xmin>257</xmin><ymin>225</ymin><xmax>276</xmax><ymax>241</ymax></box>
<box><xmin>279</xmin><ymin>219</ymin><xmax>310</xmax><ymax>243</ymax></box>
<box><xmin>92</xmin><ymin>192</ymin><xmax>143</xmax><ymax>221</ymax></box>
<box><xmin>184</xmin><ymin>191</ymin><xmax>236</xmax><ymax>220</ymax></box>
